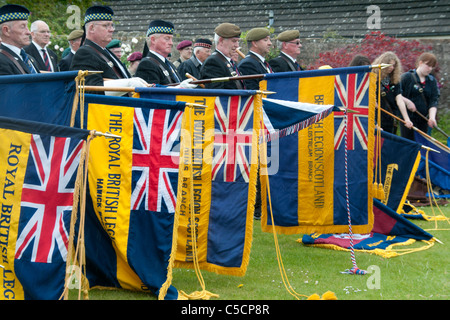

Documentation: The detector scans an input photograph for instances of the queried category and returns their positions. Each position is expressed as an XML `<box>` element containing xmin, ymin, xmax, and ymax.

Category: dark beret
<box><xmin>215</xmin><ymin>23</ymin><xmax>241</xmax><ymax>38</ymax></box>
<box><xmin>276</xmin><ymin>30</ymin><xmax>300</xmax><ymax>42</ymax></box>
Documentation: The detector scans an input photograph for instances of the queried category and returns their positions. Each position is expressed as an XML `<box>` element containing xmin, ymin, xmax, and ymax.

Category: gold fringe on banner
<box><xmin>60</xmin><ymin>131</ymin><xmax>96</xmax><ymax>300</ymax></box>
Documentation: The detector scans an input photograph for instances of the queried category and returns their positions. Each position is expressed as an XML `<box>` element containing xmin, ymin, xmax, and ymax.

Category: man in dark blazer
<box><xmin>58</xmin><ymin>29</ymin><xmax>83</xmax><ymax>71</ymax></box>
<box><xmin>135</xmin><ymin>20</ymin><xmax>182</xmax><ymax>85</ymax></box>
<box><xmin>238</xmin><ymin>27</ymin><xmax>273</xmax><ymax>90</ymax></box>
<box><xmin>200</xmin><ymin>23</ymin><xmax>243</xmax><ymax>90</ymax></box>
<box><xmin>0</xmin><ymin>4</ymin><xmax>39</xmax><ymax>75</ymax></box>
<box><xmin>70</xmin><ymin>6</ymin><xmax>147</xmax><ymax>94</ymax></box>
<box><xmin>177</xmin><ymin>38</ymin><xmax>212</xmax><ymax>81</ymax></box>
<box><xmin>269</xmin><ymin>30</ymin><xmax>303</xmax><ymax>73</ymax></box>
<box><xmin>24</xmin><ymin>20</ymin><xmax>59</xmax><ymax>72</ymax></box>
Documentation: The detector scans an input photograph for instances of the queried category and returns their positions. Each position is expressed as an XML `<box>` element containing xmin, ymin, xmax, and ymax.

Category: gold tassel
<box><xmin>321</xmin><ymin>291</ymin><xmax>338</xmax><ymax>300</ymax></box>
<box><xmin>307</xmin><ymin>293</ymin><xmax>321</xmax><ymax>300</ymax></box>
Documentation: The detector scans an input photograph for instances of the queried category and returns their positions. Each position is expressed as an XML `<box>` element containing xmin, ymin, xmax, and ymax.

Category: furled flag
<box><xmin>136</xmin><ymin>87</ymin><xmax>259</xmax><ymax>276</ymax></box>
<box><xmin>0</xmin><ymin>71</ymin><xmax>79</xmax><ymax>125</ymax></box>
<box><xmin>0</xmin><ymin>116</ymin><xmax>89</xmax><ymax>300</ymax></box>
<box><xmin>374</xmin><ymin>129</ymin><xmax>422</xmax><ymax>212</ymax></box>
<box><xmin>82</xmin><ymin>94</ymin><xmax>184</xmax><ymax>300</ymax></box>
<box><xmin>259</xmin><ymin>66</ymin><xmax>376</xmax><ymax>234</ymax></box>
<box><xmin>300</xmin><ymin>199</ymin><xmax>435</xmax><ymax>258</ymax></box>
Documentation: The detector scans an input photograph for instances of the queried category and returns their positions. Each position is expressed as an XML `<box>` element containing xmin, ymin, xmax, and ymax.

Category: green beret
<box><xmin>106</xmin><ymin>39</ymin><xmax>121</xmax><ymax>49</ymax></box>
<box><xmin>67</xmin><ymin>29</ymin><xmax>84</xmax><ymax>41</ymax></box>
<box><xmin>246</xmin><ymin>28</ymin><xmax>270</xmax><ymax>42</ymax></box>
<box><xmin>276</xmin><ymin>30</ymin><xmax>300</xmax><ymax>42</ymax></box>
<box><xmin>215</xmin><ymin>23</ymin><xmax>241</xmax><ymax>38</ymax></box>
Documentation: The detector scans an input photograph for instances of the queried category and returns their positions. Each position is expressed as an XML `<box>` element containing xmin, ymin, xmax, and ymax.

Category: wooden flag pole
<box><xmin>377</xmin><ymin>105</ymin><xmax>450</xmax><ymax>153</ymax></box>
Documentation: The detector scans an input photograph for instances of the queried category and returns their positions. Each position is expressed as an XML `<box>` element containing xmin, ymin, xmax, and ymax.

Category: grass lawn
<box><xmin>80</xmin><ymin>204</ymin><xmax>449</xmax><ymax>301</ymax></box>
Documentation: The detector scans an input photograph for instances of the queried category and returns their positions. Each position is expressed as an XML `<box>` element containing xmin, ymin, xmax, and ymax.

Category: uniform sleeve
<box><xmin>135</xmin><ymin>58</ymin><xmax>163</xmax><ymax>85</ymax></box>
<box><xmin>238</xmin><ymin>59</ymin><xmax>262</xmax><ymax>90</ymax></box>
<box><xmin>268</xmin><ymin>58</ymin><xmax>283</xmax><ymax>73</ymax></box>
<box><xmin>200</xmin><ymin>58</ymin><xmax>228</xmax><ymax>89</ymax></box>
<box><xmin>70</xmin><ymin>47</ymin><xmax>104</xmax><ymax>87</ymax></box>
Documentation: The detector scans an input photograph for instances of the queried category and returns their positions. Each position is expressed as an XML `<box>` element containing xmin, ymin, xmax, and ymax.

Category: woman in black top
<box><xmin>372</xmin><ymin>51</ymin><xmax>413</xmax><ymax>134</ymax></box>
<box><xmin>400</xmin><ymin>52</ymin><xmax>440</xmax><ymax>141</ymax></box>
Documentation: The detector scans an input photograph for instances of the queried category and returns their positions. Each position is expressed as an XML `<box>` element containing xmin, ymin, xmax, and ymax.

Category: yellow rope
<box><xmin>60</xmin><ymin>131</ymin><xmax>94</xmax><ymax>300</ymax></box>
<box><xmin>70</xmin><ymin>70</ymin><xmax>88</xmax><ymax>128</ymax></box>
<box><xmin>373</xmin><ymin>65</ymin><xmax>384</xmax><ymax>200</ymax></box>
<box><xmin>260</xmin><ymin>122</ymin><xmax>336</xmax><ymax>300</ymax></box>
<box><xmin>424</xmin><ymin>149</ymin><xmax>450</xmax><ymax>231</ymax></box>
<box><xmin>178</xmin><ymin>107</ymin><xmax>218</xmax><ymax>300</ymax></box>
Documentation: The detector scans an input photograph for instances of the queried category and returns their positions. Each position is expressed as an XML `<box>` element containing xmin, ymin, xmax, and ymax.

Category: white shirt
<box><xmin>2</xmin><ymin>42</ymin><xmax>22</xmax><ymax>59</ymax></box>
<box><xmin>281</xmin><ymin>51</ymin><xmax>297</xmax><ymax>64</ymax></box>
<box><xmin>250</xmin><ymin>50</ymin><xmax>271</xmax><ymax>73</ymax></box>
<box><xmin>32</xmin><ymin>41</ymin><xmax>54</xmax><ymax>71</ymax></box>
<box><xmin>216</xmin><ymin>49</ymin><xmax>232</xmax><ymax>63</ymax></box>
<box><xmin>150</xmin><ymin>50</ymin><xmax>167</xmax><ymax>63</ymax></box>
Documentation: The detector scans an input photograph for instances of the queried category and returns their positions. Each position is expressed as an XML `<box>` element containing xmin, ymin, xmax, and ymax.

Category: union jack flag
<box><xmin>131</xmin><ymin>108</ymin><xmax>182</xmax><ymax>213</ymax></box>
<box><xmin>334</xmin><ymin>72</ymin><xmax>370</xmax><ymax>151</ymax></box>
<box><xmin>15</xmin><ymin>135</ymin><xmax>84</xmax><ymax>264</ymax></box>
<box><xmin>213</xmin><ymin>95</ymin><xmax>254</xmax><ymax>183</ymax></box>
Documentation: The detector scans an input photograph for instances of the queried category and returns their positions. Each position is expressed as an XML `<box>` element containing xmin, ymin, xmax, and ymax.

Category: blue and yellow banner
<box><xmin>137</xmin><ymin>88</ymin><xmax>260</xmax><ymax>276</ymax></box>
<box><xmin>0</xmin><ymin>116</ymin><xmax>88</xmax><ymax>300</ymax></box>
<box><xmin>83</xmin><ymin>94</ymin><xmax>184</xmax><ymax>299</ymax></box>
<box><xmin>260</xmin><ymin>66</ymin><xmax>376</xmax><ymax>234</ymax></box>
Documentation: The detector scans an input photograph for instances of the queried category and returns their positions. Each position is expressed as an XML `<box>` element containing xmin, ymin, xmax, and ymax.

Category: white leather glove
<box><xmin>104</xmin><ymin>77</ymin><xmax>149</xmax><ymax>96</ymax></box>
<box><xmin>175</xmin><ymin>78</ymin><xmax>198</xmax><ymax>89</ymax></box>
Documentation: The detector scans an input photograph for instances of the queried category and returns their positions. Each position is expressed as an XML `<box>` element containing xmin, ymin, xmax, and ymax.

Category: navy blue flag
<box><xmin>414</xmin><ymin>132</ymin><xmax>450</xmax><ymax>192</ymax></box>
<box><xmin>0</xmin><ymin>71</ymin><xmax>79</xmax><ymax>125</ymax></box>
<box><xmin>375</xmin><ymin>129</ymin><xmax>422</xmax><ymax>212</ymax></box>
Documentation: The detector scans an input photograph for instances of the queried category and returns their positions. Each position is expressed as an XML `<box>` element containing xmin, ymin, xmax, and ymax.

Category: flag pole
<box><xmin>413</xmin><ymin>109</ymin><xmax>449</xmax><ymax>138</ymax></box>
<box><xmin>167</xmin><ymin>74</ymin><xmax>266</xmax><ymax>87</ymax></box>
<box><xmin>90</xmin><ymin>130</ymin><xmax>121</xmax><ymax>139</ymax></box>
<box><xmin>376</xmin><ymin>105</ymin><xmax>450</xmax><ymax>153</ymax></box>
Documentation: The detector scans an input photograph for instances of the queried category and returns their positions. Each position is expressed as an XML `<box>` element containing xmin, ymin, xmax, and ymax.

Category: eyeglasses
<box><xmin>94</xmin><ymin>22</ymin><xmax>115</xmax><ymax>30</ymax></box>
<box><xmin>287</xmin><ymin>40</ymin><xmax>301</xmax><ymax>45</ymax></box>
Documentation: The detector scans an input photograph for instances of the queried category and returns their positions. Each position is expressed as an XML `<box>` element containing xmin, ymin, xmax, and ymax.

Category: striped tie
<box><xmin>165</xmin><ymin>59</ymin><xmax>180</xmax><ymax>83</ymax></box>
<box><xmin>20</xmin><ymin>49</ymin><xmax>37</xmax><ymax>74</ymax></box>
<box><xmin>42</xmin><ymin>49</ymin><xmax>51</xmax><ymax>71</ymax></box>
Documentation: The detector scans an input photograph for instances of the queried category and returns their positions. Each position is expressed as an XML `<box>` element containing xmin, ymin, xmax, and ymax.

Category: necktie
<box><xmin>264</xmin><ymin>60</ymin><xmax>273</xmax><ymax>73</ymax></box>
<box><xmin>41</xmin><ymin>49</ymin><xmax>51</xmax><ymax>71</ymax></box>
<box><xmin>294</xmin><ymin>61</ymin><xmax>301</xmax><ymax>71</ymax></box>
<box><xmin>230</xmin><ymin>60</ymin><xmax>240</xmax><ymax>76</ymax></box>
<box><xmin>20</xmin><ymin>49</ymin><xmax>37</xmax><ymax>74</ymax></box>
<box><xmin>165</xmin><ymin>59</ymin><xmax>180</xmax><ymax>82</ymax></box>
